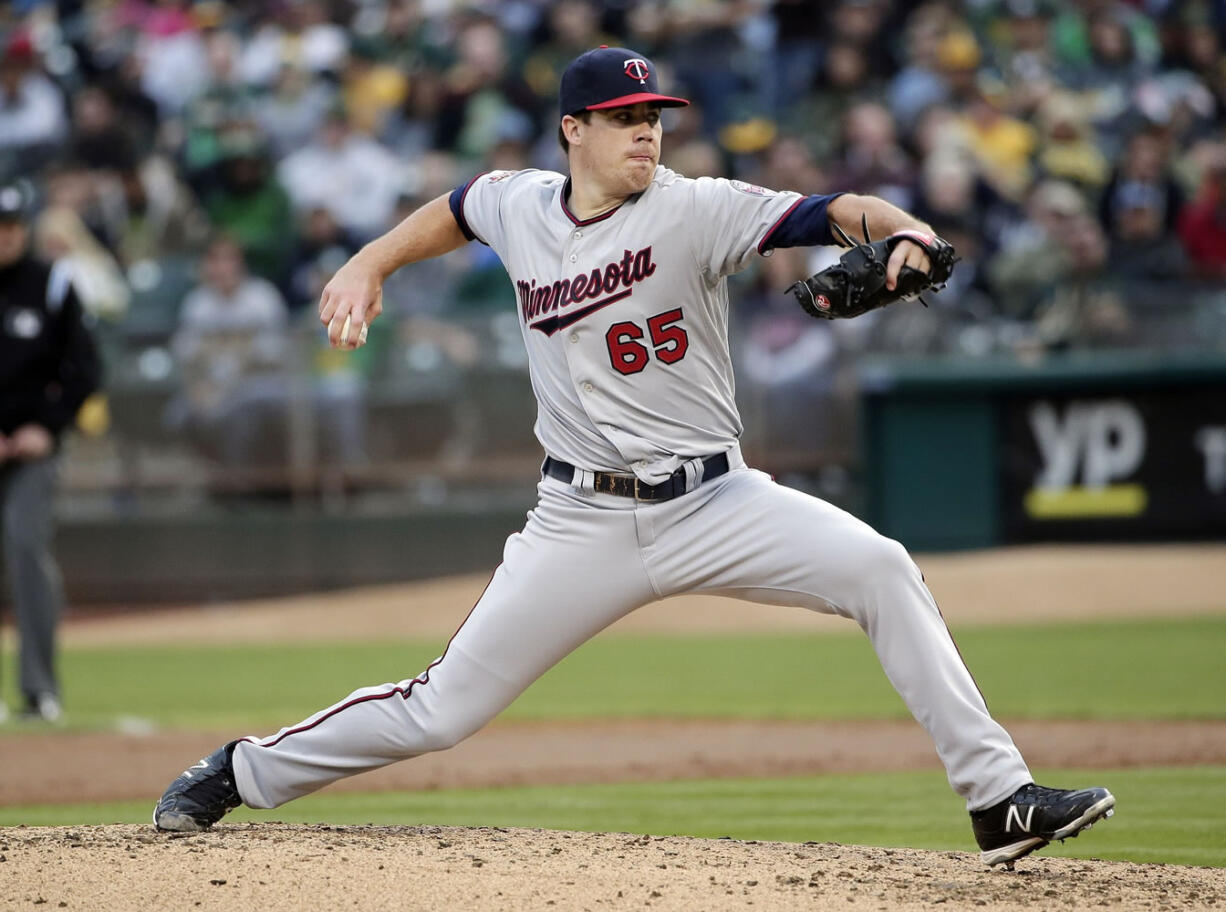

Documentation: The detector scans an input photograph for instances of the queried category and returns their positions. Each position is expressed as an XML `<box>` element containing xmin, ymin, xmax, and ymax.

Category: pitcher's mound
<box><xmin>4</xmin><ymin>824</ymin><xmax>1223</xmax><ymax>912</ymax></box>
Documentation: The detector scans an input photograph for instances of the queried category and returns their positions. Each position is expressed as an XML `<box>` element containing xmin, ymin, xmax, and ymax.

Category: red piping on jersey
<box><xmin>757</xmin><ymin>196</ymin><xmax>805</xmax><ymax>255</ymax></box>
<box><xmin>249</xmin><ymin>568</ymin><xmax>501</xmax><ymax>750</ymax></box>
<box><xmin>559</xmin><ymin>178</ymin><xmax>625</xmax><ymax>226</ymax></box>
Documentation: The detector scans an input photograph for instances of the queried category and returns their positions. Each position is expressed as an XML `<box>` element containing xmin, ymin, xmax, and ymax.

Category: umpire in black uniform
<box><xmin>0</xmin><ymin>181</ymin><xmax>101</xmax><ymax>722</ymax></box>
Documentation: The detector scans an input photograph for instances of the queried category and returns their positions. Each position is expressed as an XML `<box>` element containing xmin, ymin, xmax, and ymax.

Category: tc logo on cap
<box><xmin>558</xmin><ymin>46</ymin><xmax>689</xmax><ymax>115</ymax></box>
<box><xmin>624</xmin><ymin>58</ymin><xmax>650</xmax><ymax>84</ymax></box>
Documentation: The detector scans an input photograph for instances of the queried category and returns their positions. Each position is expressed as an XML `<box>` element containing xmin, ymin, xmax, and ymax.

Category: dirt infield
<box><xmin>2</xmin><ymin>544</ymin><xmax>1224</xmax><ymax>909</ymax></box>
<box><xmin>3</xmin><ymin>824</ymin><xmax>1224</xmax><ymax>912</ymax></box>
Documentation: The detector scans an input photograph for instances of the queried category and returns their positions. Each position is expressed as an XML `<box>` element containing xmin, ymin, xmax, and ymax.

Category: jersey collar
<box><xmin>559</xmin><ymin>177</ymin><xmax>627</xmax><ymax>227</ymax></box>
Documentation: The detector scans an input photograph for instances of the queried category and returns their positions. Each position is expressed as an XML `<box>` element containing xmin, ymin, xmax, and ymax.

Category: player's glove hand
<box><xmin>787</xmin><ymin>217</ymin><xmax>956</xmax><ymax>320</ymax></box>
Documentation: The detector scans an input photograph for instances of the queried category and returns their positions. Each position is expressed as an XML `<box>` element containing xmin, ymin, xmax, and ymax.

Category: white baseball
<box><xmin>340</xmin><ymin>314</ymin><xmax>352</xmax><ymax>345</ymax></box>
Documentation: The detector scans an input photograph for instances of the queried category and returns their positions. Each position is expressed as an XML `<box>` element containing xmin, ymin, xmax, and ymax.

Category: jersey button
<box><xmin>569</xmin><ymin>254</ymin><xmax>577</xmax><ymax>262</ymax></box>
<box><xmin>569</xmin><ymin>333</ymin><xmax>579</xmax><ymax>343</ymax></box>
<box><xmin>573</xmin><ymin>231</ymin><xmax>582</xmax><ymax>239</ymax></box>
<box><xmin>582</xmin><ymin>382</ymin><xmax>594</xmax><ymax>393</ymax></box>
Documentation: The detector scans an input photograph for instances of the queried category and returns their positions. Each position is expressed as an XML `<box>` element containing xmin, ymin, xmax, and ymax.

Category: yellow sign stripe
<box><xmin>1024</xmin><ymin>484</ymin><xmax>1148</xmax><ymax>519</ymax></box>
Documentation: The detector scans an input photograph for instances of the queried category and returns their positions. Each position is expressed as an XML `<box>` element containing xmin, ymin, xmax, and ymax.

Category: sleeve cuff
<box><xmin>448</xmin><ymin>174</ymin><xmax>486</xmax><ymax>244</ymax></box>
<box><xmin>758</xmin><ymin>192</ymin><xmax>847</xmax><ymax>254</ymax></box>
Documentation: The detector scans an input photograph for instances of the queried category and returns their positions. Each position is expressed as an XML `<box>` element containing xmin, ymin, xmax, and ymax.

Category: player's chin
<box><xmin>624</xmin><ymin>158</ymin><xmax>656</xmax><ymax>190</ymax></box>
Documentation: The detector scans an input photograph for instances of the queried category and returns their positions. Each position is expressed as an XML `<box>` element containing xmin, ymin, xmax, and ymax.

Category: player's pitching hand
<box><xmin>319</xmin><ymin>257</ymin><xmax>383</xmax><ymax>350</ymax></box>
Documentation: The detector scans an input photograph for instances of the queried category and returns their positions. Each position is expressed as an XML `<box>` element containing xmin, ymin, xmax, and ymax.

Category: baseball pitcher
<box><xmin>154</xmin><ymin>47</ymin><xmax>1113</xmax><ymax>867</ymax></box>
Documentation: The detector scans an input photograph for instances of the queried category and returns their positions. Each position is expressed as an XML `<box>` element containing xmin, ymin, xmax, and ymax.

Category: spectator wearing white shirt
<box><xmin>169</xmin><ymin>235</ymin><xmax>291</xmax><ymax>472</ymax></box>
<box><xmin>0</xmin><ymin>34</ymin><xmax>68</xmax><ymax>175</ymax></box>
<box><xmin>278</xmin><ymin>106</ymin><xmax>411</xmax><ymax>242</ymax></box>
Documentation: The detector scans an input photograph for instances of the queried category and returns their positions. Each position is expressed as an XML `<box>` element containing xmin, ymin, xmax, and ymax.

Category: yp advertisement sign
<box><xmin>1002</xmin><ymin>391</ymin><xmax>1226</xmax><ymax>540</ymax></box>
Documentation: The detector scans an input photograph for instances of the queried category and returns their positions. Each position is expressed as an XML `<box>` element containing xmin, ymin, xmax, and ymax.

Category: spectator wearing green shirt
<box><xmin>204</xmin><ymin>129</ymin><xmax>295</xmax><ymax>290</ymax></box>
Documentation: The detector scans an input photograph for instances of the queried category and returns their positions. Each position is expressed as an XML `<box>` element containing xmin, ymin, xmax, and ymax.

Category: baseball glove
<box><xmin>788</xmin><ymin>216</ymin><xmax>956</xmax><ymax>320</ymax></box>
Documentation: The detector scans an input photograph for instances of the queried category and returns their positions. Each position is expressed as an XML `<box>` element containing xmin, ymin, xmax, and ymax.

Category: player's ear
<box><xmin>561</xmin><ymin>114</ymin><xmax>585</xmax><ymax>149</ymax></box>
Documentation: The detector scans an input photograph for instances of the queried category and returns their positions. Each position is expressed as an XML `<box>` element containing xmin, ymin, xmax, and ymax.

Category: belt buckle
<box><xmin>634</xmin><ymin>477</ymin><xmax>648</xmax><ymax>501</ymax></box>
<box><xmin>595</xmin><ymin>473</ymin><xmax>633</xmax><ymax>498</ymax></box>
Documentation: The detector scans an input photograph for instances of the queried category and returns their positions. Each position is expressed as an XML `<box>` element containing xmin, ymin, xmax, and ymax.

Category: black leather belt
<box><xmin>542</xmin><ymin>453</ymin><xmax>729</xmax><ymax>502</ymax></box>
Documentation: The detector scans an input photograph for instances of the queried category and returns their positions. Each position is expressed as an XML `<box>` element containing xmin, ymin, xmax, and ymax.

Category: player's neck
<box><xmin>565</xmin><ymin>172</ymin><xmax>630</xmax><ymax>221</ymax></box>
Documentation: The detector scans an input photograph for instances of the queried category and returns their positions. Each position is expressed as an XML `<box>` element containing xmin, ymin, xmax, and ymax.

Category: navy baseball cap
<box><xmin>559</xmin><ymin>46</ymin><xmax>689</xmax><ymax>116</ymax></box>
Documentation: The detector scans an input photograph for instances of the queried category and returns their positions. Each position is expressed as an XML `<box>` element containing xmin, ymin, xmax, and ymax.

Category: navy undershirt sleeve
<box><xmin>448</xmin><ymin>176</ymin><xmax>482</xmax><ymax>243</ymax></box>
<box><xmin>758</xmin><ymin>192</ymin><xmax>846</xmax><ymax>253</ymax></box>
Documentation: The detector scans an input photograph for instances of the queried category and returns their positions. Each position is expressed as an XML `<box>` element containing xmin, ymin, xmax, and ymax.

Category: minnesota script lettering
<box><xmin>518</xmin><ymin>246</ymin><xmax>657</xmax><ymax>336</ymax></box>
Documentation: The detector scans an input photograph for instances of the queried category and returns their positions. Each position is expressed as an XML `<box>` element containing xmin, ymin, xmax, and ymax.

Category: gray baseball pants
<box><xmin>1</xmin><ymin>457</ymin><xmax>64</xmax><ymax>703</ymax></box>
<box><xmin>233</xmin><ymin>452</ymin><xmax>1033</xmax><ymax>813</ymax></box>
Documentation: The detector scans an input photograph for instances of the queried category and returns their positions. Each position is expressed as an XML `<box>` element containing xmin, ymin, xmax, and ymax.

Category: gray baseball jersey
<box><xmin>454</xmin><ymin>165</ymin><xmax>802</xmax><ymax>484</ymax></box>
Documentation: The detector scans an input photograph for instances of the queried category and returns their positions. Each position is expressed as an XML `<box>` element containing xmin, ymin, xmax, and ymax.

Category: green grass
<box><xmin>3</xmin><ymin>766</ymin><xmax>1222</xmax><ymax>867</ymax></box>
<box><xmin>3</xmin><ymin>617</ymin><xmax>1221</xmax><ymax>867</ymax></box>
<box><xmin>2</xmin><ymin>616</ymin><xmax>1222</xmax><ymax>732</ymax></box>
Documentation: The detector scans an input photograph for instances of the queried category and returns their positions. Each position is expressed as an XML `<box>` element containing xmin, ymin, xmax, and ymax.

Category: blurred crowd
<box><xmin>3</xmin><ymin>0</ymin><xmax>1226</xmax><ymax>479</ymax></box>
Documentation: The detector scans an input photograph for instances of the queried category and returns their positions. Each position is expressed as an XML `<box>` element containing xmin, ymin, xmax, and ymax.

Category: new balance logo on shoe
<box><xmin>1004</xmin><ymin>803</ymin><xmax>1035</xmax><ymax>834</ymax></box>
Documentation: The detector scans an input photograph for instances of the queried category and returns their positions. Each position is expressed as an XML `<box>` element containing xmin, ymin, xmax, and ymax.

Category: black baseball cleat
<box><xmin>153</xmin><ymin>741</ymin><xmax>243</xmax><ymax>832</ymax></box>
<box><xmin>971</xmin><ymin>783</ymin><xmax>1115</xmax><ymax>867</ymax></box>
